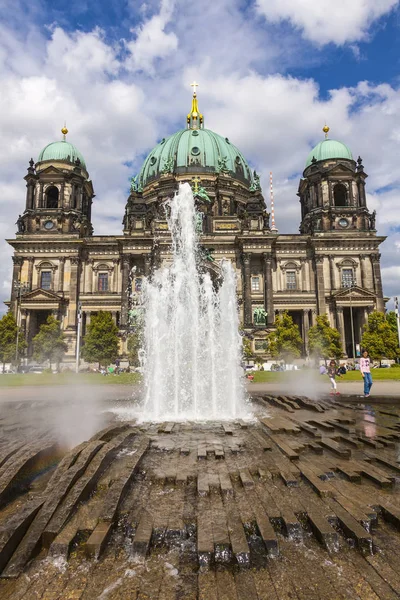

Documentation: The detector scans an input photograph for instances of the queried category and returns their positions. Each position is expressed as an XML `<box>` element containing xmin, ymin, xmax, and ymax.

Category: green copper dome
<box><xmin>305</xmin><ymin>138</ymin><xmax>353</xmax><ymax>169</ymax></box>
<box><xmin>139</xmin><ymin>128</ymin><xmax>254</xmax><ymax>187</ymax></box>
<box><xmin>37</xmin><ymin>140</ymin><xmax>86</xmax><ymax>169</ymax></box>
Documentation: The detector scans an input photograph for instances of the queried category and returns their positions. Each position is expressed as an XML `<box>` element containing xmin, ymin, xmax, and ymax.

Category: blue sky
<box><xmin>1</xmin><ymin>0</ymin><xmax>400</xmax><ymax>308</ymax></box>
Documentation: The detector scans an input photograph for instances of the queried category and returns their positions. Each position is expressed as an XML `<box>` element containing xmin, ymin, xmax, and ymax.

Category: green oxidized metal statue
<box><xmin>253</xmin><ymin>307</ymin><xmax>268</xmax><ymax>325</ymax></box>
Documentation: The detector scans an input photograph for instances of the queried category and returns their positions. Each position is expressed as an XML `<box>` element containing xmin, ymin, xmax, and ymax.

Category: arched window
<box><xmin>333</xmin><ymin>184</ymin><xmax>347</xmax><ymax>207</ymax></box>
<box><xmin>98</xmin><ymin>272</ymin><xmax>109</xmax><ymax>292</ymax></box>
<box><xmin>46</xmin><ymin>186</ymin><xmax>59</xmax><ymax>209</ymax></box>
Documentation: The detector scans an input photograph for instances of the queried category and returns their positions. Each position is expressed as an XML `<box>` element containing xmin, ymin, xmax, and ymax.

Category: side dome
<box><xmin>37</xmin><ymin>140</ymin><xmax>86</xmax><ymax>169</ymax></box>
<box><xmin>139</xmin><ymin>128</ymin><xmax>253</xmax><ymax>188</ymax></box>
<box><xmin>305</xmin><ymin>138</ymin><xmax>353</xmax><ymax>169</ymax></box>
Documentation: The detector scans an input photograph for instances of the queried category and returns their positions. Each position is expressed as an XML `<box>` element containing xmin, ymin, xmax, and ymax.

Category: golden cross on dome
<box><xmin>190</xmin><ymin>81</ymin><xmax>199</xmax><ymax>95</ymax></box>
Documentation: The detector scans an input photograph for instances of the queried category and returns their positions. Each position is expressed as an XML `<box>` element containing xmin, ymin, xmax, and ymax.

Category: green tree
<box><xmin>127</xmin><ymin>331</ymin><xmax>142</xmax><ymax>366</ymax></box>
<box><xmin>267</xmin><ymin>311</ymin><xmax>303</xmax><ymax>363</ymax></box>
<box><xmin>242</xmin><ymin>336</ymin><xmax>253</xmax><ymax>359</ymax></box>
<box><xmin>0</xmin><ymin>312</ymin><xmax>26</xmax><ymax>372</ymax></box>
<box><xmin>361</xmin><ymin>311</ymin><xmax>400</xmax><ymax>363</ymax></box>
<box><xmin>81</xmin><ymin>311</ymin><xmax>119</xmax><ymax>368</ymax></box>
<box><xmin>386</xmin><ymin>311</ymin><xmax>398</xmax><ymax>335</ymax></box>
<box><xmin>308</xmin><ymin>314</ymin><xmax>342</xmax><ymax>362</ymax></box>
<box><xmin>32</xmin><ymin>315</ymin><xmax>67</xmax><ymax>369</ymax></box>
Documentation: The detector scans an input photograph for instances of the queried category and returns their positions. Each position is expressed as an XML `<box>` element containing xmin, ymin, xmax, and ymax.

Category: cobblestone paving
<box><xmin>0</xmin><ymin>394</ymin><xmax>400</xmax><ymax>598</ymax></box>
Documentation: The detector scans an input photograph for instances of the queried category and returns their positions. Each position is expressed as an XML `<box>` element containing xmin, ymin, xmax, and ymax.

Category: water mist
<box><xmin>140</xmin><ymin>182</ymin><xmax>248</xmax><ymax>421</ymax></box>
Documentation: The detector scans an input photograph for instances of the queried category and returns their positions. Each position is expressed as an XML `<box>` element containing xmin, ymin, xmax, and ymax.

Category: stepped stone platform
<box><xmin>0</xmin><ymin>393</ymin><xmax>400</xmax><ymax>598</ymax></box>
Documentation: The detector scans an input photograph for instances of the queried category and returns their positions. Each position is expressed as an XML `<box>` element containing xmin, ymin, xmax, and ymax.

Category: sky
<box><xmin>1</xmin><ymin>0</ymin><xmax>400</xmax><ymax>310</ymax></box>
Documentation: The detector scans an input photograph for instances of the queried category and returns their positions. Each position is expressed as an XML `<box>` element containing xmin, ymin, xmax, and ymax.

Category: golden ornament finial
<box><xmin>187</xmin><ymin>82</ymin><xmax>203</xmax><ymax>129</ymax></box>
<box><xmin>323</xmin><ymin>124</ymin><xmax>330</xmax><ymax>139</ymax></box>
<box><xmin>61</xmin><ymin>123</ymin><xmax>68</xmax><ymax>141</ymax></box>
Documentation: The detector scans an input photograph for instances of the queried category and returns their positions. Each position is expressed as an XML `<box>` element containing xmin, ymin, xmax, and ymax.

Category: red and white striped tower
<box><xmin>269</xmin><ymin>171</ymin><xmax>278</xmax><ymax>231</ymax></box>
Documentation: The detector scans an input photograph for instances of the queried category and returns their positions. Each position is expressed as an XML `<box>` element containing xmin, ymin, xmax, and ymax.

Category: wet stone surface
<box><xmin>0</xmin><ymin>393</ymin><xmax>400</xmax><ymax>598</ymax></box>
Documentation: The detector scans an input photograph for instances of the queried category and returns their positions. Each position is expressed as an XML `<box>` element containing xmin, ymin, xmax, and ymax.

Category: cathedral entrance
<box><xmin>343</xmin><ymin>307</ymin><xmax>363</xmax><ymax>358</ymax></box>
<box><xmin>26</xmin><ymin>310</ymin><xmax>52</xmax><ymax>357</ymax></box>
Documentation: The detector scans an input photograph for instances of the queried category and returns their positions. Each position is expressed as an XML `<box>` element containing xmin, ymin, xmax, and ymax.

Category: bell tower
<box><xmin>298</xmin><ymin>126</ymin><xmax>374</xmax><ymax>235</ymax></box>
<box><xmin>18</xmin><ymin>126</ymin><xmax>94</xmax><ymax>237</ymax></box>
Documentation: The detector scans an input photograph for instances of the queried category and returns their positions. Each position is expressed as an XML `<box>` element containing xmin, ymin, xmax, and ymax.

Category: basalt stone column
<box><xmin>242</xmin><ymin>253</ymin><xmax>252</xmax><ymax>326</ymax></box>
<box><xmin>10</xmin><ymin>256</ymin><xmax>23</xmax><ymax>315</ymax></box>
<box><xmin>67</xmin><ymin>257</ymin><xmax>80</xmax><ymax>329</ymax></box>
<box><xmin>336</xmin><ymin>306</ymin><xmax>346</xmax><ymax>354</ymax></box>
<box><xmin>315</xmin><ymin>256</ymin><xmax>327</xmax><ymax>315</ymax></box>
<box><xmin>262</xmin><ymin>253</ymin><xmax>274</xmax><ymax>326</ymax></box>
<box><xmin>371</xmin><ymin>253</ymin><xmax>385</xmax><ymax>312</ymax></box>
<box><xmin>120</xmin><ymin>255</ymin><xmax>131</xmax><ymax>328</ymax></box>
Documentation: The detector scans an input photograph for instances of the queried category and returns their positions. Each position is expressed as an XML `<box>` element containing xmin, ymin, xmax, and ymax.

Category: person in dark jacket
<box><xmin>327</xmin><ymin>360</ymin><xmax>341</xmax><ymax>395</ymax></box>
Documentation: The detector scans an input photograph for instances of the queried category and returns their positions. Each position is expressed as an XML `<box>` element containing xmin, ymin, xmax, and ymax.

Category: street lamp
<box><xmin>75</xmin><ymin>301</ymin><xmax>82</xmax><ymax>374</ymax></box>
<box><xmin>13</xmin><ymin>280</ymin><xmax>30</xmax><ymax>364</ymax></box>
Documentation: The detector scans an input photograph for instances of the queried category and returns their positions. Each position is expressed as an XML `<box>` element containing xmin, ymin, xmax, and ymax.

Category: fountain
<box><xmin>140</xmin><ymin>182</ymin><xmax>249</xmax><ymax>421</ymax></box>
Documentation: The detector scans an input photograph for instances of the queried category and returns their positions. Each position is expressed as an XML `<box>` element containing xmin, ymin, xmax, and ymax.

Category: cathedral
<box><xmin>6</xmin><ymin>88</ymin><xmax>386</xmax><ymax>362</ymax></box>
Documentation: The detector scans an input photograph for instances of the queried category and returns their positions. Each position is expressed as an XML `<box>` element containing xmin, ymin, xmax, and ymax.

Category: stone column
<box><xmin>336</xmin><ymin>306</ymin><xmax>346</xmax><ymax>354</ymax></box>
<box><xmin>112</xmin><ymin>259</ymin><xmax>119</xmax><ymax>293</ymax></box>
<box><xmin>360</xmin><ymin>254</ymin><xmax>367</xmax><ymax>289</ymax></box>
<box><xmin>144</xmin><ymin>253</ymin><xmax>152</xmax><ymax>277</ymax></box>
<box><xmin>11</xmin><ymin>256</ymin><xmax>23</xmax><ymax>315</ymax></box>
<box><xmin>262</xmin><ymin>253</ymin><xmax>274</xmax><ymax>326</ymax></box>
<box><xmin>120</xmin><ymin>255</ymin><xmax>131</xmax><ymax>327</ymax></box>
<box><xmin>329</xmin><ymin>256</ymin><xmax>336</xmax><ymax>291</ymax></box>
<box><xmin>86</xmin><ymin>312</ymin><xmax>91</xmax><ymax>326</ymax></box>
<box><xmin>303</xmin><ymin>309</ymin><xmax>310</xmax><ymax>353</ymax></box>
<box><xmin>300</xmin><ymin>259</ymin><xmax>307</xmax><ymax>292</ymax></box>
<box><xmin>370</xmin><ymin>253</ymin><xmax>384</xmax><ymax>312</ymax></box>
<box><xmin>37</xmin><ymin>183</ymin><xmax>43</xmax><ymax>208</ymax></box>
<box><xmin>58</xmin><ymin>257</ymin><xmax>65</xmax><ymax>293</ymax></box>
<box><xmin>60</xmin><ymin>182</ymin><xmax>65</xmax><ymax>206</ymax></box>
<box><xmin>27</xmin><ymin>258</ymin><xmax>34</xmax><ymax>291</ymax></box>
<box><xmin>311</xmin><ymin>309</ymin><xmax>317</xmax><ymax>327</ymax></box>
<box><xmin>86</xmin><ymin>260</ymin><xmax>93</xmax><ymax>294</ymax></box>
<box><xmin>315</xmin><ymin>256</ymin><xmax>326</xmax><ymax>315</ymax></box>
<box><xmin>67</xmin><ymin>257</ymin><xmax>80</xmax><ymax>329</ymax></box>
<box><xmin>242</xmin><ymin>253</ymin><xmax>252</xmax><ymax>326</ymax></box>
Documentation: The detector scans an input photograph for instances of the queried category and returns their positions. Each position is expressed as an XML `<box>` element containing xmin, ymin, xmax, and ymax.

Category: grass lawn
<box><xmin>0</xmin><ymin>371</ymin><xmax>141</xmax><ymax>387</ymax></box>
<box><xmin>251</xmin><ymin>368</ymin><xmax>400</xmax><ymax>383</ymax></box>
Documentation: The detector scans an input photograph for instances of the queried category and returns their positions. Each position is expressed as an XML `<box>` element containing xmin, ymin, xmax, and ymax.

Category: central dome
<box><xmin>38</xmin><ymin>140</ymin><xmax>86</xmax><ymax>169</ymax></box>
<box><xmin>139</xmin><ymin>128</ymin><xmax>254</xmax><ymax>188</ymax></box>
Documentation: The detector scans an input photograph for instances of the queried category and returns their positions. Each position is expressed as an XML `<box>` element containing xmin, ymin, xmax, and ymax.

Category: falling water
<box><xmin>140</xmin><ymin>182</ymin><xmax>249</xmax><ymax>421</ymax></box>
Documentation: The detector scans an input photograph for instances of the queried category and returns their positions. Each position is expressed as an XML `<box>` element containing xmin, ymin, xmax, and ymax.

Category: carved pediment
<box><xmin>21</xmin><ymin>288</ymin><xmax>63</xmax><ymax>302</ymax></box>
<box><xmin>331</xmin><ymin>286</ymin><xmax>376</xmax><ymax>300</ymax></box>
<box><xmin>35</xmin><ymin>165</ymin><xmax>65</xmax><ymax>176</ymax></box>
<box><xmin>324</xmin><ymin>162</ymin><xmax>355</xmax><ymax>176</ymax></box>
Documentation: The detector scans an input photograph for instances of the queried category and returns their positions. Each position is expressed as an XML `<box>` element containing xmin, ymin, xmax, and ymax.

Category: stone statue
<box><xmin>161</xmin><ymin>156</ymin><xmax>174</xmax><ymax>174</ymax></box>
<box><xmin>217</xmin><ymin>156</ymin><xmax>229</xmax><ymax>173</ymax></box>
<box><xmin>130</xmin><ymin>175</ymin><xmax>143</xmax><ymax>193</ymax></box>
<box><xmin>195</xmin><ymin>211</ymin><xmax>204</xmax><ymax>234</ymax></box>
<box><xmin>262</xmin><ymin>210</ymin><xmax>270</xmax><ymax>229</ymax></box>
<box><xmin>222</xmin><ymin>199</ymin><xmax>230</xmax><ymax>215</ymax></box>
<box><xmin>254</xmin><ymin>307</ymin><xmax>268</xmax><ymax>326</ymax></box>
<box><xmin>249</xmin><ymin>170</ymin><xmax>261</xmax><ymax>192</ymax></box>
<box><xmin>352</xmin><ymin>214</ymin><xmax>358</xmax><ymax>228</ymax></box>
<box><xmin>369</xmin><ymin>210</ymin><xmax>376</xmax><ymax>230</ymax></box>
<box><xmin>16</xmin><ymin>215</ymin><xmax>25</xmax><ymax>233</ymax></box>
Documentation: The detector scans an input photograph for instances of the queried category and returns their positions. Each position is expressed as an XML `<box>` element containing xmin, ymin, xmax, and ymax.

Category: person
<box><xmin>327</xmin><ymin>360</ymin><xmax>341</xmax><ymax>395</ymax></box>
<box><xmin>319</xmin><ymin>364</ymin><xmax>327</xmax><ymax>375</ymax></box>
<box><xmin>360</xmin><ymin>349</ymin><xmax>373</xmax><ymax>397</ymax></box>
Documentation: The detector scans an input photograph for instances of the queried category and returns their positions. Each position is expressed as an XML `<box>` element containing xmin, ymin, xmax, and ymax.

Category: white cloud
<box><xmin>125</xmin><ymin>0</ymin><xmax>178</xmax><ymax>74</ymax></box>
<box><xmin>256</xmin><ymin>0</ymin><xmax>399</xmax><ymax>46</ymax></box>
